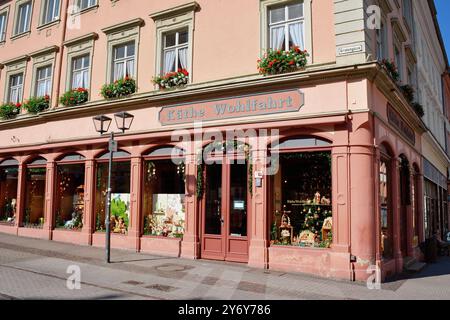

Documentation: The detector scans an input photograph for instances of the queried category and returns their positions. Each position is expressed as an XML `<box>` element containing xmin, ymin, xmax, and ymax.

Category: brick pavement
<box><xmin>0</xmin><ymin>233</ymin><xmax>449</xmax><ymax>300</ymax></box>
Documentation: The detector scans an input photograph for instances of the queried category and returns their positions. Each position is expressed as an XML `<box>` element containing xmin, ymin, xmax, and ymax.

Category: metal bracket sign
<box><xmin>159</xmin><ymin>89</ymin><xmax>305</xmax><ymax>126</ymax></box>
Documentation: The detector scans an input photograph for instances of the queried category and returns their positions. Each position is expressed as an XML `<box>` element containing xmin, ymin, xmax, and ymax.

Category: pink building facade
<box><xmin>0</xmin><ymin>0</ymin><xmax>446</xmax><ymax>282</ymax></box>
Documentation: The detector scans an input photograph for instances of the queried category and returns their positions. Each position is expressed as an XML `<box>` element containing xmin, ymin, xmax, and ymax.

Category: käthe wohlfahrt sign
<box><xmin>159</xmin><ymin>89</ymin><xmax>304</xmax><ymax>125</ymax></box>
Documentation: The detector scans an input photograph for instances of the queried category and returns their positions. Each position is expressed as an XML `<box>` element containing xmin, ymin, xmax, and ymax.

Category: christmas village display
<box><xmin>143</xmin><ymin>160</ymin><xmax>186</xmax><ymax>238</ymax></box>
<box><xmin>271</xmin><ymin>152</ymin><xmax>333</xmax><ymax>248</ymax></box>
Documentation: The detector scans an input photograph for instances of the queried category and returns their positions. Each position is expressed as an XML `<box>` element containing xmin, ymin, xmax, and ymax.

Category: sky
<box><xmin>435</xmin><ymin>0</ymin><xmax>450</xmax><ymax>62</ymax></box>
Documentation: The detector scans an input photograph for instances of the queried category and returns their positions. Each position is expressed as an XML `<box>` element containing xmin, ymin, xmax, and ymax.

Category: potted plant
<box><xmin>153</xmin><ymin>68</ymin><xmax>189</xmax><ymax>89</ymax></box>
<box><xmin>0</xmin><ymin>102</ymin><xmax>22</xmax><ymax>120</ymax></box>
<box><xmin>257</xmin><ymin>46</ymin><xmax>309</xmax><ymax>76</ymax></box>
<box><xmin>23</xmin><ymin>95</ymin><xmax>50</xmax><ymax>114</ymax></box>
<box><xmin>412</xmin><ymin>102</ymin><xmax>425</xmax><ymax>118</ymax></box>
<box><xmin>400</xmin><ymin>84</ymin><xmax>415</xmax><ymax>103</ymax></box>
<box><xmin>380</xmin><ymin>59</ymin><xmax>400</xmax><ymax>82</ymax></box>
<box><xmin>59</xmin><ymin>88</ymin><xmax>89</xmax><ymax>107</ymax></box>
<box><xmin>100</xmin><ymin>76</ymin><xmax>136</xmax><ymax>99</ymax></box>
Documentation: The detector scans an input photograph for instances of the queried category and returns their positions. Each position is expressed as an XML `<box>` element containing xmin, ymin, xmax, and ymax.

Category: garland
<box><xmin>196</xmin><ymin>141</ymin><xmax>253</xmax><ymax>198</ymax></box>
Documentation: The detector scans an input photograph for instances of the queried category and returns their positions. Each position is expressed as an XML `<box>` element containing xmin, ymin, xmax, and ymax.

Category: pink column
<box><xmin>349</xmin><ymin>145</ymin><xmax>377</xmax><ymax>281</ymax></box>
<box><xmin>181</xmin><ymin>151</ymin><xmax>200</xmax><ymax>259</ymax></box>
<box><xmin>82</xmin><ymin>158</ymin><xmax>95</xmax><ymax>245</ymax></box>
<box><xmin>248</xmin><ymin>146</ymin><xmax>268</xmax><ymax>269</ymax></box>
<box><xmin>392</xmin><ymin>158</ymin><xmax>403</xmax><ymax>271</ymax></box>
<box><xmin>129</xmin><ymin>156</ymin><xmax>142</xmax><ymax>252</ymax></box>
<box><xmin>416</xmin><ymin>172</ymin><xmax>425</xmax><ymax>244</ymax></box>
<box><xmin>14</xmin><ymin>160</ymin><xmax>26</xmax><ymax>233</ymax></box>
<box><xmin>43</xmin><ymin>160</ymin><xmax>56</xmax><ymax>240</ymax></box>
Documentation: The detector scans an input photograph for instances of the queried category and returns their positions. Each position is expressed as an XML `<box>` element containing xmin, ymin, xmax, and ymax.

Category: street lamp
<box><xmin>92</xmin><ymin>112</ymin><xmax>135</xmax><ymax>263</ymax></box>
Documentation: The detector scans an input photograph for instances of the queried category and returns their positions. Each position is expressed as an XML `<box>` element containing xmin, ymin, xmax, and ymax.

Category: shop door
<box><xmin>201</xmin><ymin>161</ymin><xmax>249</xmax><ymax>263</ymax></box>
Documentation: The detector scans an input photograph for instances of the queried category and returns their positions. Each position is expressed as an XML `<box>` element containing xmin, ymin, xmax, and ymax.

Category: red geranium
<box><xmin>15</xmin><ymin>103</ymin><xmax>22</xmax><ymax>108</ymax></box>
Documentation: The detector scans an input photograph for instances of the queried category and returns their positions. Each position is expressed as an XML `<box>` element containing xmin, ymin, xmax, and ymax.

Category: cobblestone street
<box><xmin>0</xmin><ymin>233</ymin><xmax>449</xmax><ymax>300</ymax></box>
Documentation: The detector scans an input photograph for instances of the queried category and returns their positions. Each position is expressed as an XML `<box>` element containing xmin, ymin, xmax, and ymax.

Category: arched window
<box><xmin>94</xmin><ymin>150</ymin><xmax>131</xmax><ymax>234</ymax></box>
<box><xmin>0</xmin><ymin>159</ymin><xmax>19</xmax><ymax>225</ymax></box>
<box><xmin>23</xmin><ymin>157</ymin><xmax>47</xmax><ymax>228</ymax></box>
<box><xmin>54</xmin><ymin>153</ymin><xmax>86</xmax><ymax>231</ymax></box>
<box><xmin>269</xmin><ymin>136</ymin><xmax>333</xmax><ymax>248</ymax></box>
<box><xmin>142</xmin><ymin>146</ymin><xmax>186</xmax><ymax>238</ymax></box>
<box><xmin>379</xmin><ymin>145</ymin><xmax>394</xmax><ymax>260</ymax></box>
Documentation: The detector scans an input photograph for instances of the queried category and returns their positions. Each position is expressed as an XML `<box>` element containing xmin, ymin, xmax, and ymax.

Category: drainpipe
<box><xmin>53</xmin><ymin>0</ymin><xmax>70</xmax><ymax>109</ymax></box>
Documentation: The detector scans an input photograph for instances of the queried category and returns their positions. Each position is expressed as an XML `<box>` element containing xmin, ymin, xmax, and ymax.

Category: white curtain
<box><xmin>37</xmin><ymin>81</ymin><xmax>48</xmax><ymax>97</ymax></box>
<box><xmin>10</xmin><ymin>88</ymin><xmax>19</xmax><ymax>104</ymax></box>
<box><xmin>126</xmin><ymin>59</ymin><xmax>135</xmax><ymax>78</ymax></box>
<box><xmin>82</xmin><ymin>70</ymin><xmax>89</xmax><ymax>88</ymax></box>
<box><xmin>179</xmin><ymin>48</ymin><xmax>188</xmax><ymax>70</ymax></box>
<box><xmin>72</xmin><ymin>71</ymin><xmax>83</xmax><ymax>89</ymax></box>
<box><xmin>114</xmin><ymin>62</ymin><xmax>124</xmax><ymax>81</ymax></box>
<box><xmin>163</xmin><ymin>50</ymin><xmax>176</xmax><ymax>73</ymax></box>
<box><xmin>270</xmin><ymin>26</ymin><xmax>285</xmax><ymax>50</ymax></box>
<box><xmin>289</xmin><ymin>22</ymin><xmax>304</xmax><ymax>50</ymax></box>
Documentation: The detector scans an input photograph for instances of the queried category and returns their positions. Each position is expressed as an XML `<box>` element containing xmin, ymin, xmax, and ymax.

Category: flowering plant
<box><xmin>258</xmin><ymin>46</ymin><xmax>309</xmax><ymax>76</ymax></box>
<box><xmin>0</xmin><ymin>102</ymin><xmax>22</xmax><ymax>120</ymax></box>
<box><xmin>381</xmin><ymin>59</ymin><xmax>400</xmax><ymax>82</ymax></box>
<box><xmin>23</xmin><ymin>95</ymin><xmax>50</xmax><ymax>114</ymax></box>
<box><xmin>153</xmin><ymin>69</ymin><xmax>189</xmax><ymax>89</ymax></box>
<box><xmin>59</xmin><ymin>88</ymin><xmax>89</xmax><ymax>107</ymax></box>
<box><xmin>100</xmin><ymin>76</ymin><xmax>136</xmax><ymax>99</ymax></box>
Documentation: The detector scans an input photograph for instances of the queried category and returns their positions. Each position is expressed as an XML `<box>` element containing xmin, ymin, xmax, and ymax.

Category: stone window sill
<box><xmin>37</xmin><ymin>19</ymin><xmax>61</xmax><ymax>31</ymax></box>
<box><xmin>10</xmin><ymin>31</ymin><xmax>31</xmax><ymax>41</ymax></box>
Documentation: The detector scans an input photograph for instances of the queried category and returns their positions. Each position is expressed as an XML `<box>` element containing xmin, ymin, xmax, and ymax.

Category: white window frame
<box><xmin>161</xmin><ymin>29</ymin><xmax>189</xmax><ymax>74</ymax></box>
<box><xmin>8</xmin><ymin>73</ymin><xmax>24</xmax><ymax>104</ymax></box>
<box><xmin>112</xmin><ymin>41</ymin><xmax>136</xmax><ymax>81</ymax></box>
<box><xmin>0</xmin><ymin>7</ymin><xmax>9</xmax><ymax>43</ymax></box>
<box><xmin>268</xmin><ymin>2</ymin><xmax>305</xmax><ymax>51</ymax></box>
<box><xmin>14</xmin><ymin>0</ymin><xmax>33</xmax><ymax>36</ymax></box>
<box><xmin>376</xmin><ymin>20</ymin><xmax>388</xmax><ymax>61</ymax></box>
<box><xmin>76</xmin><ymin>0</ymin><xmax>97</xmax><ymax>12</ymax></box>
<box><xmin>71</xmin><ymin>54</ymin><xmax>90</xmax><ymax>89</ymax></box>
<box><xmin>260</xmin><ymin>0</ymin><xmax>312</xmax><ymax>63</ymax></box>
<box><xmin>394</xmin><ymin>37</ymin><xmax>403</xmax><ymax>82</ymax></box>
<box><xmin>41</xmin><ymin>0</ymin><xmax>60</xmax><ymax>25</ymax></box>
<box><xmin>35</xmin><ymin>65</ymin><xmax>52</xmax><ymax>97</ymax></box>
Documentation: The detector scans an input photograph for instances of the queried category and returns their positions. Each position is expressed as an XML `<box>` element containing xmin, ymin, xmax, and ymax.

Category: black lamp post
<box><xmin>92</xmin><ymin>112</ymin><xmax>134</xmax><ymax>263</ymax></box>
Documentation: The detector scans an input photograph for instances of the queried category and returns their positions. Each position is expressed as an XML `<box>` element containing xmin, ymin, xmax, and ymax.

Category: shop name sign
<box><xmin>159</xmin><ymin>89</ymin><xmax>304</xmax><ymax>125</ymax></box>
<box><xmin>387</xmin><ymin>103</ymin><xmax>416</xmax><ymax>145</ymax></box>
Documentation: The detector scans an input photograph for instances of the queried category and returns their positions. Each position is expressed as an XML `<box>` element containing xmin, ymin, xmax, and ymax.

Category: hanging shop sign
<box><xmin>159</xmin><ymin>89</ymin><xmax>304</xmax><ymax>125</ymax></box>
<box><xmin>387</xmin><ymin>103</ymin><xmax>416</xmax><ymax>146</ymax></box>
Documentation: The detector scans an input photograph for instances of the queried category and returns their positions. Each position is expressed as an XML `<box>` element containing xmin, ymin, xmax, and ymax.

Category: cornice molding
<box><xmin>391</xmin><ymin>18</ymin><xmax>407</xmax><ymax>43</ymax></box>
<box><xmin>29</xmin><ymin>45</ymin><xmax>59</xmax><ymax>58</ymax></box>
<box><xmin>1</xmin><ymin>54</ymin><xmax>30</xmax><ymax>66</ymax></box>
<box><xmin>64</xmin><ymin>32</ymin><xmax>99</xmax><ymax>47</ymax></box>
<box><xmin>405</xmin><ymin>45</ymin><xmax>417</xmax><ymax>64</ymax></box>
<box><xmin>101</xmin><ymin>18</ymin><xmax>144</xmax><ymax>34</ymax></box>
<box><xmin>150</xmin><ymin>1</ymin><xmax>200</xmax><ymax>21</ymax></box>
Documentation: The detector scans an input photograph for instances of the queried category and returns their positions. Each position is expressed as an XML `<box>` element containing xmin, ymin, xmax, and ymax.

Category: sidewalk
<box><xmin>0</xmin><ymin>233</ymin><xmax>449</xmax><ymax>300</ymax></box>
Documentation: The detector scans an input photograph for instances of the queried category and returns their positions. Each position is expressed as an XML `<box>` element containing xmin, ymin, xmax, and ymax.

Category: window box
<box><xmin>23</xmin><ymin>95</ymin><xmax>50</xmax><ymax>114</ymax></box>
<box><xmin>100</xmin><ymin>77</ymin><xmax>136</xmax><ymax>100</ymax></box>
<box><xmin>0</xmin><ymin>102</ymin><xmax>21</xmax><ymax>120</ymax></box>
<box><xmin>412</xmin><ymin>102</ymin><xmax>424</xmax><ymax>118</ymax></box>
<box><xmin>258</xmin><ymin>46</ymin><xmax>308</xmax><ymax>76</ymax></box>
<box><xmin>380</xmin><ymin>59</ymin><xmax>400</xmax><ymax>82</ymax></box>
<box><xmin>153</xmin><ymin>69</ymin><xmax>189</xmax><ymax>90</ymax></box>
<box><xmin>59</xmin><ymin>88</ymin><xmax>89</xmax><ymax>107</ymax></box>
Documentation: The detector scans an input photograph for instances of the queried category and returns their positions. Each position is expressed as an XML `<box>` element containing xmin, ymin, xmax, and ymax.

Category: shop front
<box><xmin>0</xmin><ymin>72</ymin><xmax>426</xmax><ymax>282</ymax></box>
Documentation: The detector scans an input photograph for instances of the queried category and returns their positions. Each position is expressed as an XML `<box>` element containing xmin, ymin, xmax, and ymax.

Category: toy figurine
<box><xmin>314</xmin><ymin>192</ymin><xmax>321</xmax><ymax>204</ymax></box>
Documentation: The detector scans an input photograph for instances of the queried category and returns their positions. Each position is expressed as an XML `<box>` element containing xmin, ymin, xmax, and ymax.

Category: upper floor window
<box><xmin>0</xmin><ymin>11</ymin><xmax>7</xmax><ymax>42</ymax></box>
<box><xmin>77</xmin><ymin>0</ymin><xmax>97</xmax><ymax>11</ymax></box>
<box><xmin>8</xmin><ymin>73</ymin><xmax>24</xmax><ymax>104</ymax></box>
<box><xmin>112</xmin><ymin>42</ymin><xmax>135</xmax><ymax>81</ymax></box>
<box><xmin>162</xmin><ymin>29</ymin><xmax>189</xmax><ymax>74</ymax></box>
<box><xmin>402</xmin><ymin>0</ymin><xmax>413</xmax><ymax>29</ymax></box>
<box><xmin>376</xmin><ymin>21</ymin><xmax>387</xmax><ymax>60</ymax></box>
<box><xmin>394</xmin><ymin>41</ymin><xmax>403</xmax><ymax>82</ymax></box>
<box><xmin>36</xmin><ymin>65</ymin><xmax>52</xmax><ymax>97</ymax></box>
<box><xmin>42</xmin><ymin>0</ymin><xmax>60</xmax><ymax>25</ymax></box>
<box><xmin>14</xmin><ymin>1</ymin><xmax>32</xmax><ymax>35</ymax></box>
<box><xmin>71</xmin><ymin>55</ymin><xmax>90</xmax><ymax>89</ymax></box>
<box><xmin>268</xmin><ymin>2</ymin><xmax>304</xmax><ymax>50</ymax></box>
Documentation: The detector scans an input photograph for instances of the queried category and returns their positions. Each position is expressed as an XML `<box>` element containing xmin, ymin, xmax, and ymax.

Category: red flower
<box><xmin>44</xmin><ymin>95</ymin><xmax>50</xmax><ymax>101</ymax></box>
<box><xmin>289</xmin><ymin>60</ymin><xmax>295</xmax><ymax>65</ymax></box>
<box><xmin>181</xmin><ymin>69</ymin><xmax>189</xmax><ymax>76</ymax></box>
<box><xmin>15</xmin><ymin>103</ymin><xmax>22</xmax><ymax>108</ymax></box>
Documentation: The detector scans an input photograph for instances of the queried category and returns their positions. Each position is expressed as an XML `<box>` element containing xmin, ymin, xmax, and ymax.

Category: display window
<box><xmin>380</xmin><ymin>156</ymin><xmax>394</xmax><ymax>259</ymax></box>
<box><xmin>54</xmin><ymin>154</ymin><xmax>86</xmax><ymax>231</ymax></box>
<box><xmin>269</xmin><ymin>137</ymin><xmax>333</xmax><ymax>248</ymax></box>
<box><xmin>0</xmin><ymin>159</ymin><xmax>19</xmax><ymax>225</ymax></box>
<box><xmin>95</xmin><ymin>151</ymin><xmax>131</xmax><ymax>234</ymax></box>
<box><xmin>142</xmin><ymin>147</ymin><xmax>186</xmax><ymax>238</ymax></box>
<box><xmin>23</xmin><ymin>157</ymin><xmax>47</xmax><ymax>228</ymax></box>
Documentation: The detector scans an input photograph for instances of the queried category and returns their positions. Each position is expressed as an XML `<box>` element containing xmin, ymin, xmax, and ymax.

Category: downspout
<box><xmin>53</xmin><ymin>0</ymin><xmax>70</xmax><ymax>109</ymax></box>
